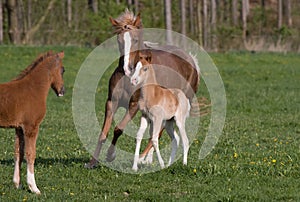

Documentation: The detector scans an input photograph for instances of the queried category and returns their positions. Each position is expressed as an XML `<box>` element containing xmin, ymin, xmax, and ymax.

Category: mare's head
<box><xmin>110</xmin><ymin>9</ymin><xmax>143</xmax><ymax>77</ymax></box>
<box><xmin>49</xmin><ymin>51</ymin><xmax>65</xmax><ymax>97</ymax></box>
<box><xmin>130</xmin><ymin>50</ymin><xmax>152</xmax><ymax>86</ymax></box>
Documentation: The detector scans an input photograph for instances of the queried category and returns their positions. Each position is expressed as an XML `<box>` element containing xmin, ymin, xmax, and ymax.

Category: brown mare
<box><xmin>0</xmin><ymin>51</ymin><xmax>65</xmax><ymax>194</ymax></box>
<box><xmin>131</xmin><ymin>50</ymin><xmax>190</xmax><ymax>171</ymax></box>
<box><xmin>85</xmin><ymin>9</ymin><xmax>199</xmax><ymax>168</ymax></box>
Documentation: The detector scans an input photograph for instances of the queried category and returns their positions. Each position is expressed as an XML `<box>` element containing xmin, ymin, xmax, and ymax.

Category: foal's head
<box><xmin>130</xmin><ymin>50</ymin><xmax>152</xmax><ymax>86</ymax></box>
<box><xmin>110</xmin><ymin>9</ymin><xmax>143</xmax><ymax>77</ymax></box>
<box><xmin>50</xmin><ymin>51</ymin><xmax>65</xmax><ymax>97</ymax></box>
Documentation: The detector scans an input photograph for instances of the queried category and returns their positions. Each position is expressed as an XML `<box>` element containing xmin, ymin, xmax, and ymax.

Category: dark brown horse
<box><xmin>85</xmin><ymin>10</ymin><xmax>199</xmax><ymax>168</ymax></box>
<box><xmin>0</xmin><ymin>51</ymin><xmax>65</xmax><ymax>194</ymax></box>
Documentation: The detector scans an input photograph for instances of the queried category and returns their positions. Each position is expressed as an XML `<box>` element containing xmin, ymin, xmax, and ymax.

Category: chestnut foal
<box><xmin>130</xmin><ymin>51</ymin><xmax>190</xmax><ymax>171</ymax></box>
<box><xmin>0</xmin><ymin>51</ymin><xmax>65</xmax><ymax>194</ymax></box>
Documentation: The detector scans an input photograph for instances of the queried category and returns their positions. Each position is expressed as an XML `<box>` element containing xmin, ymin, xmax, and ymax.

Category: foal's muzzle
<box><xmin>57</xmin><ymin>86</ymin><xmax>65</xmax><ymax>97</ymax></box>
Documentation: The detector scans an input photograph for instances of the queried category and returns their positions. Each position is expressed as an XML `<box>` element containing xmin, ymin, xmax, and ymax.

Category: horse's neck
<box><xmin>20</xmin><ymin>65</ymin><xmax>50</xmax><ymax>96</ymax></box>
<box><xmin>141</xmin><ymin>67</ymin><xmax>158</xmax><ymax>100</ymax></box>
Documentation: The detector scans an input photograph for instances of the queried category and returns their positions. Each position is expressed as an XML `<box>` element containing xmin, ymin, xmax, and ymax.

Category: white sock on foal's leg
<box><xmin>27</xmin><ymin>167</ymin><xmax>40</xmax><ymax>194</ymax></box>
<box><xmin>13</xmin><ymin>159</ymin><xmax>20</xmax><ymax>188</ymax></box>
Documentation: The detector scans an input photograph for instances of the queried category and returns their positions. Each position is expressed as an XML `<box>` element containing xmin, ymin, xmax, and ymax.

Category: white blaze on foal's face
<box><xmin>130</xmin><ymin>61</ymin><xmax>143</xmax><ymax>86</ymax></box>
<box><xmin>123</xmin><ymin>32</ymin><xmax>132</xmax><ymax>77</ymax></box>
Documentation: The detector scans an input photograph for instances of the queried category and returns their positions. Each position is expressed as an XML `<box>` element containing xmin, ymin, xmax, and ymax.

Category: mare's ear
<box><xmin>109</xmin><ymin>17</ymin><xmax>119</xmax><ymax>26</ymax></box>
<box><xmin>133</xmin><ymin>13</ymin><xmax>142</xmax><ymax>28</ymax></box>
<box><xmin>57</xmin><ymin>51</ymin><xmax>64</xmax><ymax>59</ymax></box>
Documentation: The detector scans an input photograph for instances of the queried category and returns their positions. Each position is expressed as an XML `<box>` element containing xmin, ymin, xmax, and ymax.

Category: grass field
<box><xmin>0</xmin><ymin>46</ymin><xmax>299</xmax><ymax>201</ymax></box>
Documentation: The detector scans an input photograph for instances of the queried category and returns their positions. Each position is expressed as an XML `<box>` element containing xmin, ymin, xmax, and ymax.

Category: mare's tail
<box><xmin>189</xmin><ymin>53</ymin><xmax>211</xmax><ymax>117</ymax></box>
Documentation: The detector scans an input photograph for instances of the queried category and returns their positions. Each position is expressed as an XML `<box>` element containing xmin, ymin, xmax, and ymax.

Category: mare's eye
<box><xmin>133</xmin><ymin>38</ymin><xmax>138</xmax><ymax>44</ymax></box>
<box><xmin>143</xmin><ymin>67</ymin><xmax>148</xmax><ymax>72</ymax></box>
<box><xmin>61</xmin><ymin>67</ymin><xmax>65</xmax><ymax>74</ymax></box>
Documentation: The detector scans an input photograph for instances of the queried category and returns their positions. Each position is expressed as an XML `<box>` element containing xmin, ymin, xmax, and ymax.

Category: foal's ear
<box><xmin>109</xmin><ymin>17</ymin><xmax>119</xmax><ymax>26</ymax></box>
<box><xmin>133</xmin><ymin>13</ymin><xmax>142</xmax><ymax>28</ymax></box>
<box><xmin>57</xmin><ymin>51</ymin><xmax>64</xmax><ymax>59</ymax></box>
<box><xmin>145</xmin><ymin>50</ymin><xmax>152</xmax><ymax>63</ymax></box>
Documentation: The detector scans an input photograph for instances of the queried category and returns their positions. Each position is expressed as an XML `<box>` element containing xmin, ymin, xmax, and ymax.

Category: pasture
<box><xmin>0</xmin><ymin>46</ymin><xmax>299</xmax><ymax>201</ymax></box>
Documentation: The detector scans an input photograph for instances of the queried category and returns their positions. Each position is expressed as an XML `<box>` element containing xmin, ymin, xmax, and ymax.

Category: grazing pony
<box><xmin>85</xmin><ymin>9</ymin><xmax>199</xmax><ymax>168</ymax></box>
<box><xmin>0</xmin><ymin>51</ymin><xmax>65</xmax><ymax>194</ymax></box>
<box><xmin>130</xmin><ymin>50</ymin><xmax>190</xmax><ymax>171</ymax></box>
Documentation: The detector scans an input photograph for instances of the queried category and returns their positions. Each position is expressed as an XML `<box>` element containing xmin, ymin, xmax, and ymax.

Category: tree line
<box><xmin>0</xmin><ymin>0</ymin><xmax>299</xmax><ymax>52</ymax></box>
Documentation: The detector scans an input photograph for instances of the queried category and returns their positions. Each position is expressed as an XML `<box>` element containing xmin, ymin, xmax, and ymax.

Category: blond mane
<box><xmin>112</xmin><ymin>9</ymin><xmax>142</xmax><ymax>34</ymax></box>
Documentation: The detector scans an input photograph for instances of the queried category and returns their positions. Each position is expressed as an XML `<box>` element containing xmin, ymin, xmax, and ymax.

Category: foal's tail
<box><xmin>188</xmin><ymin>53</ymin><xmax>211</xmax><ymax>117</ymax></box>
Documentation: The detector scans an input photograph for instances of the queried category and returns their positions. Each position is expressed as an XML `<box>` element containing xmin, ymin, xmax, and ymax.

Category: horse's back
<box><xmin>150</xmin><ymin>49</ymin><xmax>198</xmax><ymax>99</ymax></box>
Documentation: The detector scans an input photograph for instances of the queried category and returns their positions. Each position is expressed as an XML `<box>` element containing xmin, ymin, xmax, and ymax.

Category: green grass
<box><xmin>0</xmin><ymin>46</ymin><xmax>299</xmax><ymax>201</ymax></box>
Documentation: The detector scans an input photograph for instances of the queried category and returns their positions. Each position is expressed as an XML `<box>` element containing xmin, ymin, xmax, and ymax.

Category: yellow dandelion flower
<box><xmin>193</xmin><ymin>168</ymin><xmax>197</xmax><ymax>174</ymax></box>
<box><xmin>233</xmin><ymin>152</ymin><xmax>238</xmax><ymax>158</ymax></box>
<box><xmin>271</xmin><ymin>159</ymin><xmax>276</xmax><ymax>163</ymax></box>
<box><xmin>70</xmin><ymin>192</ymin><xmax>75</xmax><ymax>196</ymax></box>
<box><xmin>256</xmin><ymin>143</ymin><xmax>259</xmax><ymax>147</ymax></box>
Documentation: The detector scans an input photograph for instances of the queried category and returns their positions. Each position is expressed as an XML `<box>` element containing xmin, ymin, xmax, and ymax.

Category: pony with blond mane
<box><xmin>85</xmin><ymin>9</ymin><xmax>199</xmax><ymax>168</ymax></box>
<box><xmin>0</xmin><ymin>51</ymin><xmax>65</xmax><ymax>194</ymax></box>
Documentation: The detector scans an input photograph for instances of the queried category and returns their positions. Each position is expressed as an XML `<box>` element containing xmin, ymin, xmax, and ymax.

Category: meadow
<box><xmin>0</xmin><ymin>46</ymin><xmax>299</xmax><ymax>201</ymax></box>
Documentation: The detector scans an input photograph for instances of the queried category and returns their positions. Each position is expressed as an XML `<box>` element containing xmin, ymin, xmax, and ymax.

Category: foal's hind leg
<box><xmin>106</xmin><ymin>101</ymin><xmax>139</xmax><ymax>162</ymax></box>
<box><xmin>165</xmin><ymin>121</ymin><xmax>180</xmax><ymax>167</ymax></box>
<box><xmin>24</xmin><ymin>126</ymin><xmax>40</xmax><ymax>194</ymax></box>
<box><xmin>175</xmin><ymin>119</ymin><xmax>189</xmax><ymax>165</ymax></box>
<box><xmin>13</xmin><ymin>128</ymin><xmax>24</xmax><ymax>189</ymax></box>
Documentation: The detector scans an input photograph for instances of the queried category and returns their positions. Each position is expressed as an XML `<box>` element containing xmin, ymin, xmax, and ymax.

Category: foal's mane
<box><xmin>13</xmin><ymin>51</ymin><xmax>54</xmax><ymax>81</ymax></box>
<box><xmin>112</xmin><ymin>9</ymin><xmax>142</xmax><ymax>34</ymax></box>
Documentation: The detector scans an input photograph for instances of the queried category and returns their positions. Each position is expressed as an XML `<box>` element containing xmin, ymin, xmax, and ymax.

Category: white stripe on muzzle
<box><xmin>123</xmin><ymin>32</ymin><xmax>132</xmax><ymax>77</ymax></box>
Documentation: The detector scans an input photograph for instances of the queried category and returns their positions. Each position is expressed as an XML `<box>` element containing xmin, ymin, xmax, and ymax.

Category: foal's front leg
<box><xmin>132</xmin><ymin>116</ymin><xmax>148</xmax><ymax>171</ymax></box>
<box><xmin>24</xmin><ymin>126</ymin><xmax>40</xmax><ymax>194</ymax></box>
<box><xmin>139</xmin><ymin>128</ymin><xmax>163</xmax><ymax>165</ymax></box>
<box><xmin>13</xmin><ymin>128</ymin><xmax>24</xmax><ymax>189</ymax></box>
<box><xmin>151</xmin><ymin>117</ymin><xmax>165</xmax><ymax>169</ymax></box>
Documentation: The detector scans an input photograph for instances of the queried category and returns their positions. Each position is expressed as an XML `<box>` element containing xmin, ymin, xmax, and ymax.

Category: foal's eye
<box><xmin>61</xmin><ymin>67</ymin><xmax>65</xmax><ymax>74</ymax></box>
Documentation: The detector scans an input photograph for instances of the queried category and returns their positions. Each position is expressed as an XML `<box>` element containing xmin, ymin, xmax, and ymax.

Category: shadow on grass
<box><xmin>0</xmin><ymin>157</ymin><xmax>90</xmax><ymax>167</ymax></box>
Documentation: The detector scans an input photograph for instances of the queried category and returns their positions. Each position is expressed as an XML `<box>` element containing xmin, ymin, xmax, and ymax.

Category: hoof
<box><xmin>29</xmin><ymin>185</ymin><xmax>41</xmax><ymax>195</ymax></box>
<box><xmin>106</xmin><ymin>145</ymin><xmax>116</xmax><ymax>162</ymax></box>
<box><xmin>84</xmin><ymin>159</ymin><xmax>98</xmax><ymax>169</ymax></box>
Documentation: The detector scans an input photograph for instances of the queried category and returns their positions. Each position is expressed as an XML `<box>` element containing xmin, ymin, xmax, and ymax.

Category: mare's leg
<box><xmin>106</xmin><ymin>101</ymin><xmax>139</xmax><ymax>162</ymax></box>
<box><xmin>13</xmin><ymin>128</ymin><xmax>24</xmax><ymax>189</ymax></box>
<box><xmin>24</xmin><ymin>125</ymin><xmax>40</xmax><ymax>194</ymax></box>
<box><xmin>85</xmin><ymin>99</ymin><xmax>118</xmax><ymax>168</ymax></box>
<box><xmin>151</xmin><ymin>118</ymin><xmax>165</xmax><ymax>169</ymax></box>
<box><xmin>165</xmin><ymin>121</ymin><xmax>180</xmax><ymax>167</ymax></box>
<box><xmin>175</xmin><ymin>118</ymin><xmax>189</xmax><ymax>165</ymax></box>
<box><xmin>132</xmin><ymin>116</ymin><xmax>148</xmax><ymax>171</ymax></box>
